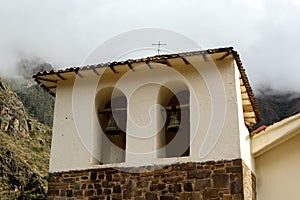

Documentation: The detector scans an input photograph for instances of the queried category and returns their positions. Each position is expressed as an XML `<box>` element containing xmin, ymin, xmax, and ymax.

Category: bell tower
<box><xmin>34</xmin><ymin>47</ymin><xmax>259</xmax><ymax>199</ymax></box>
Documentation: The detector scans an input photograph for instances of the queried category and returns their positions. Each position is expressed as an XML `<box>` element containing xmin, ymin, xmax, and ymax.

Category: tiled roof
<box><xmin>33</xmin><ymin>47</ymin><xmax>261</xmax><ymax>127</ymax></box>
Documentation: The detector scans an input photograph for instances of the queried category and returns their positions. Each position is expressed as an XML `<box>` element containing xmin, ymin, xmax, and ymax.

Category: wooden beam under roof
<box><xmin>75</xmin><ymin>69</ymin><xmax>83</xmax><ymax>78</ymax></box>
<box><xmin>109</xmin><ymin>62</ymin><xmax>118</xmax><ymax>73</ymax></box>
<box><xmin>146</xmin><ymin>60</ymin><xmax>152</xmax><ymax>69</ymax></box>
<box><xmin>244</xmin><ymin>112</ymin><xmax>256</xmax><ymax>118</ymax></box>
<box><xmin>37</xmin><ymin>77</ymin><xmax>57</xmax><ymax>83</ymax></box>
<box><xmin>216</xmin><ymin>52</ymin><xmax>231</xmax><ymax>60</ymax></box>
<box><xmin>241</xmin><ymin>93</ymin><xmax>249</xmax><ymax>99</ymax></box>
<box><xmin>240</xmin><ymin>86</ymin><xmax>247</xmax><ymax>93</ymax></box>
<box><xmin>126</xmin><ymin>61</ymin><xmax>135</xmax><ymax>71</ymax></box>
<box><xmin>201</xmin><ymin>51</ymin><xmax>209</xmax><ymax>62</ymax></box>
<box><xmin>155</xmin><ymin>58</ymin><xmax>172</xmax><ymax>67</ymax></box>
<box><xmin>181</xmin><ymin>56</ymin><xmax>191</xmax><ymax>65</ymax></box>
<box><xmin>56</xmin><ymin>73</ymin><xmax>66</xmax><ymax>80</ymax></box>
<box><xmin>242</xmin><ymin>99</ymin><xmax>252</xmax><ymax>105</ymax></box>
<box><xmin>243</xmin><ymin>104</ymin><xmax>254</xmax><ymax>112</ymax></box>
<box><xmin>91</xmin><ymin>65</ymin><xmax>101</xmax><ymax>76</ymax></box>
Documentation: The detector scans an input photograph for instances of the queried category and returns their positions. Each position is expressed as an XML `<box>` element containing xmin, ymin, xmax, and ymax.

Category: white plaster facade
<box><xmin>35</xmin><ymin>48</ymin><xmax>300</xmax><ymax>199</ymax></box>
<box><xmin>46</xmin><ymin>53</ymin><xmax>255</xmax><ymax>172</ymax></box>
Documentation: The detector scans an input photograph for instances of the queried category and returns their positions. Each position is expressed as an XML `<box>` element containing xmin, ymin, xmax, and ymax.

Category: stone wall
<box><xmin>47</xmin><ymin>159</ymin><xmax>255</xmax><ymax>200</ymax></box>
<box><xmin>242</xmin><ymin>162</ymin><xmax>256</xmax><ymax>200</ymax></box>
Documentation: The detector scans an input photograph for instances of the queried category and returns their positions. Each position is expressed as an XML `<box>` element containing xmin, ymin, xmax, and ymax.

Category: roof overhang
<box><xmin>33</xmin><ymin>47</ymin><xmax>261</xmax><ymax>128</ymax></box>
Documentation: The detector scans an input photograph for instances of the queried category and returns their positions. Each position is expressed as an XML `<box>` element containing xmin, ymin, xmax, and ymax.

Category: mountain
<box><xmin>6</xmin><ymin>57</ymin><xmax>55</xmax><ymax>127</ymax></box>
<box><xmin>1</xmin><ymin>64</ymin><xmax>299</xmax><ymax>200</ymax></box>
<box><xmin>16</xmin><ymin>57</ymin><xmax>54</xmax><ymax>80</ymax></box>
<box><xmin>0</xmin><ymin>78</ymin><xmax>51</xmax><ymax>200</ymax></box>
<box><xmin>11</xmin><ymin>83</ymin><xmax>54</xmax><ymax>127</ymax></box>
<box><xmin>254</xmin><ymin>88</ymin><xmax>300</xmax><ymax>128</ymax></box>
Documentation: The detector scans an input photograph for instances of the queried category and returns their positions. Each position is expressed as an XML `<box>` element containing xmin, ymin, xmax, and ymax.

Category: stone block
<box><xmin>226</xmin><ymin>167</ymin><xmax>242</xmax><ymax>174</ymax></box>
<box><xmin>74</xmin><ymin>190</ymin><xmax>83</xmax><ymax>196</ymax></box>
<box><xmin>194</xmin><ymin>179</ymin><xmax>211</xmax><ymax>191</ymax></box>
<box><xmin>160</xmin><ymin>195</ymin><xmax>176</xmax><ymax>200</ymax></box>
<box><xmin>97</xmin><ymin>189</ymin><xmax>103</xmax><ymax>195</ymax></box>
<box><xmin>113</xmin><ymin>185</ymin><xmax>121</xmax><ymax>193</ymax></box>
<box><xmin>187</xmin><ymin>170</ymin><xmax>211</xmax><ymax>179</ymax></box>
<box><xmin>145</xmin><ymin>192</ymin><xmax>158</xmax><ymax>200</ymax></box>
<box><xmin>84</xmin><ymin>189</ymin><xmax>95</xmax><ymax>197</ymax></box>
<box><xmin>169</xmin><ymin>183</ymin><xmax>182</xmax><ymax>193</ymax></box>
<box><xmin>212</xmin><ymin>174</ymin><xmax>229</xmax><ymax>188</ymax></box>
<box><xmin>103</xmin><ymin>189</ymin><xmax>111</xmax><ymax>195</ymax></box>
<box><xmin>66</xmin><ymin>189</ymin><xmax>73</xmax><ymax>197</ymax></box>
<box><xmin>74</xmin><ymin>183</ymin><xmax>81</xmax><ymax>190</ymax></box>
<box><xmin>184</xmin><ymin>182</ymin><xmax>193</xmax><ymax>192</ymax></box>
<box><xmin>180</xmin><ymin>192</ymin><xmax>200</xmax><ymax>200</ymax></box>
<box><xmin>203</xmin><ymin>188</ymin><xmax>219</xmax><ymax>198</ymax></box>
<box><xmin>91</xmin><ymin>172</ymin><xmax>97</xmax><ymax>181</ymax></box>
<box><xmin>112</xmin><ymin>194</ymin><xmax>122</xmax><ymax>200</ymax></box>
<box><xmin>123</xmin><ymin>190</ymin><xmax>132</xmax><ymax>199</ymax></box>
<box><xmin>230</xmin><ymin>181</ymin><xmax>243</xmax><ymax>195</ymax></box>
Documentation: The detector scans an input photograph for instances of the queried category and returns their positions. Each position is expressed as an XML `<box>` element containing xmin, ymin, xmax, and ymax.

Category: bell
<box><xmin>167</xmin><ymin>112</ymin><xmax>180</xmax><ymax>132</ymax></box>
<box><xmin>105</xmin><ymin>116</ymin><xmax>121</xmax><ymax>135</ymax></box>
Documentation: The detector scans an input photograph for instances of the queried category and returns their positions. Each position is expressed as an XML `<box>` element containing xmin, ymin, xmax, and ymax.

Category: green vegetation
<box><xmin>0</xmin><ymin>77</ymin><xmax>52</xmax><ymax>199</ymax></box>
<box><xmin>5</xmin><ymin>76</ymin><xmax>55</xmax><ymax>127</ymax></box>
<box><xmin>6</xmin><ymin>56</ymin><xmax>55</xmax><ymax>127</ymax></box>
<box><xmin>0</xmin><ymin>123</ymin><xmax>51</xmax><ymax>199</ymax></box>
<box><xmin>15</xmin><ymin>85</ymin><xmax>54</xmax><ymax>127</ymax></box>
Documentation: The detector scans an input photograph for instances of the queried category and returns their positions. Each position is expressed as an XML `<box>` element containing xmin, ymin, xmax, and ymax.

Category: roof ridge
<box><xmin>33</xmin><ymin>47</ymin><xmax>234</xmax><ymax>77</ymax></box>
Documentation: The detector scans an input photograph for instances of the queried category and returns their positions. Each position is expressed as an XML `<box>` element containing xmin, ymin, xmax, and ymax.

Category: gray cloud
<box><xmin>0</xmin><ymin>0</ymin><xmax>299</xmax><ymax>91</ymax></box>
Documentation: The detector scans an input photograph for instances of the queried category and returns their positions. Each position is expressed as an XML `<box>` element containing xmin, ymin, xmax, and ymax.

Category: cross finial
<box><xmin>152</xmin><ymin>41</ymin><xmax>166</xmax><ymax>55</ymax></box>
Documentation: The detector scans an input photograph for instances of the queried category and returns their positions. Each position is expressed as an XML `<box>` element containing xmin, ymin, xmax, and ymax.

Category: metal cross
<box><xmin>152</xmin><ymin>41</ymin><xmax>166</xmax><ymax>55</ymax></box>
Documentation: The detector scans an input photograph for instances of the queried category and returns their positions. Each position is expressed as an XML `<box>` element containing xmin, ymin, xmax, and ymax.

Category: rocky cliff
<box><xmin>0</xmin><ymin>78</ymin><xmax>51</xmax><ymax>199</ymax></box>
<box><xmin>0</xmin><ymin>79</ymin><xmax>29</xmax><ymax>137</ymax></box>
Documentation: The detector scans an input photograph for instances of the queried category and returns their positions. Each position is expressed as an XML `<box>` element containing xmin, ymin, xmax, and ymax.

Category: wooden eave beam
<box><xmin>181</xmin><ymin>57</ymin><xmax>190</xmax><ymax>65</ymax></box>
<box><xmin>216</xmin><ymin>52</ymin><xmax>231</xmax><ymax>60</ymax></box>
<box><xmin>162</xmin><ymin>58</ymin><xmax>172</xmax><ymax>67</ymax></box>
<box><xmin>201</xmin><ymin>51</ymin><xmax>209</xmax><ymax>62</ymax></box>
<box><xmin>91</xmin><ymin>66</ymin><xmax>101</xmax><ymax>76</ymax></box>
<box><xmin>75</xmin><ymin>69</ymin><xmax>83</xmax><ymax>78</ymax></box>
<box><xmin>56</xmin><ymin>73</ymin><xmax>66</xmax><ymax>80</ymax></box>
<box><xmin>127</xmin><ymin>62</ymin><xmax>134</xmax><ymax>71</ymax></box>
<box><xmin>36</xmin><ymin>77</ymin><xmax>57</xmax><ymax>83</ymax></box>
<box><xmin>109</xmin><ymin>63</ymin><xmax>118</xmax><ymax>73</ymax></box>
<box><xmin>146</xmin><ymin>60</ymin><xmax>152</xmax><ymax>69</ymax></box>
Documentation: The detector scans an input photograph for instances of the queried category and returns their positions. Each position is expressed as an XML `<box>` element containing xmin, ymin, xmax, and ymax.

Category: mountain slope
<box><xmin>255</xmin><ymin>89</ymin><xmax>300</xmax><ymax>127</ymax></box>
<box><xmin>0</xmin><ymin>78</ymin><xmax>51</xmax><ymax>200</ymax></box>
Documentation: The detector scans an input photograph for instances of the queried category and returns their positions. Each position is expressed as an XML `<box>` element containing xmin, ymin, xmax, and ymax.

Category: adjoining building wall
<box><xmin>255</xmin><ymin>133</ymin><xmax>300</xmax><ymax>200</ymax></box>
<box><xmin>48</xmin><ymin>159</ymin><xmax>255</xmax><ymax>200</ymax></box>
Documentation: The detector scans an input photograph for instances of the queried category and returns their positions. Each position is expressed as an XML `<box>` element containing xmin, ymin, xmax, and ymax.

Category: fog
<box><xmin>0</xmin><ymin>0</ymin><xmax>299</xmax><ymax>92</ymax></box>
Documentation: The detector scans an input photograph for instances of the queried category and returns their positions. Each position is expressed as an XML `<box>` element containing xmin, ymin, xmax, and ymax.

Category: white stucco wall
<box><xmin>49</xmin><ymin>57</ymin><xmax>250</xmax><ymax>172</ymax></box>
<box><xmin>255</xmin><ymin>133</ymin><xmax>300</xmax><ymax>200</ymax></box>
<box><xmin>49</xmin><ymin>79</ymin><xmax>93</xmax><ymax>172</ymax></box>
<box><xmin>234</xmin><ymin>62</ymin><xmax>254</xmax><ymax>171</ymax></box>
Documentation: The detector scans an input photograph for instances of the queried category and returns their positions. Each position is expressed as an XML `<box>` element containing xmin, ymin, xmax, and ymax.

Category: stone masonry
<box><xmin>47</xmin><ymin>159</ymin><xmax>255</xmax><ymax>200</ymax></box>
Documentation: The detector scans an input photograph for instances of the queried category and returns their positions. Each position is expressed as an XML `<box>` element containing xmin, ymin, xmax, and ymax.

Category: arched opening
<box><xmin>157</xmin><ymin>83</ymin><xmax>190</xmax><ymax>159</ymax></box>
<box><xmin>99</xmin><ymin>97</ymin><xmax>127</xmax><ymax>149</ymax></box>
<box><xmin>96</xmin><ymin>88</ymin><xmax>127</xmax><ymax>164</ymax></box>
<box><xmin>164</xmin><ymin>90</ymin><xmax>190</xmax><ymax>157</ymax></box>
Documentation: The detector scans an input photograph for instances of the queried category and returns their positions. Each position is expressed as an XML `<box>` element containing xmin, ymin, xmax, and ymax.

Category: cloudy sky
<box><xmin>0</xmin><ymin>0</ymin><xmax>299</xmax><ymax>92</ymax></box>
